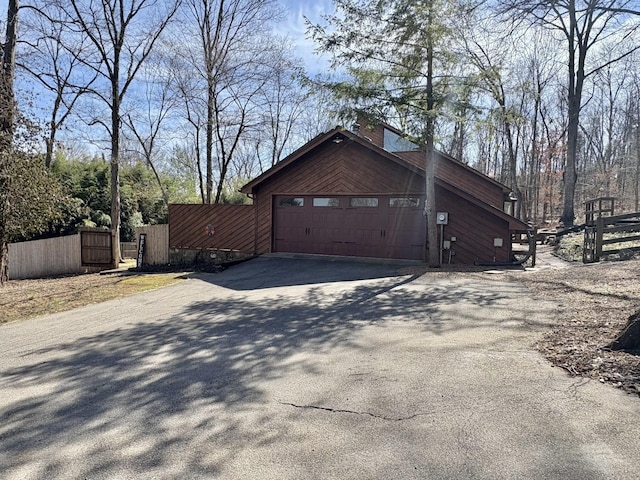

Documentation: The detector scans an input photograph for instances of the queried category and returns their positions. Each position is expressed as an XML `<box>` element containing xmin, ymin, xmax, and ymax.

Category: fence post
<box><xmin>595</xmin><ymin>216</ymin><xmax>604</xmax><ymax>262</ymax></box>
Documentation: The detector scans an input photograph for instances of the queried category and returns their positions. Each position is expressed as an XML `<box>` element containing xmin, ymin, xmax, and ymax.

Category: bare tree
<box><xmin>56</xmin><ymin>0</ymin><xmax>179</xmax><ymax>266</ymax></box>
<box><xmin>179</xmin><ymin>0</ymin><xmax>282</xmax><ymax>203</ymax></box>
<box><xmin>254</xmin><ymin>42</ymin><xmax>306</xmax><ymax>169</ymax></box>
<box><xmin>19</xmin><ymin>7</ymin><xmax>97</xmax><ymax>167</ymax></box>
<box><xmin>499</xmin><ymin>0</ymin><xmax>640</xmax><ymax>227</ymax></box>
<box><xmin>123</xmin><ymin>59</ymin><xmax>177</xmax><ymax>206</ymax></box>
<box><xmin>624</xmin><ymin>70</ymin><xmax>640</xmax><ymax>211</ymax></box>
<box><xmin>580</xmin><ymin>64</ymin><xmax>627</xmax><ymax>198</ymax></box>
<box><xmin>462</xmin><ymin>27</ymin><xmax>525</xmax><ymax>218</ymax></box>
<box><xmin>170</xmin><ymin>56</ymin><xmax>207</xmax><ymax>202</ymax></box>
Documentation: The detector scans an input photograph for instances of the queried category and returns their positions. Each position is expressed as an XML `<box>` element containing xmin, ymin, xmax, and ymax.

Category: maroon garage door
<box><xmin>273</xmin><ymin>195</ymin><xmax>425</xmax><ymax>260</ymax></box>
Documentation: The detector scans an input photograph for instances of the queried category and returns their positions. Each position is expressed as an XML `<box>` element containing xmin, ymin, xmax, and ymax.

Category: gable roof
<box><xmin>359</xmin><ymin>119</ymin><xmax>512</xmax><ymax>194</ymax></box>
<box><xmin>242</xmin><ymin>124</ymin><xmax>512</xmax><ymax>194</ymax></box>
<box><xmin>240</xmin><ymin>125</ymin><xmax>528</xmax><ymax>231</ymax></box>
<box><xmin>240</xmin><ymin>127</ymin><xmax>422</xmax><ymax>194</ymax></box>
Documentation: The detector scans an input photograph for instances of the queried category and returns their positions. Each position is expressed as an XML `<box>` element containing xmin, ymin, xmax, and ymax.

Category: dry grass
<box><xmin>0</xmin><ymin>271</ymin><xmax>185</xmax><ymax>324</ymax></box>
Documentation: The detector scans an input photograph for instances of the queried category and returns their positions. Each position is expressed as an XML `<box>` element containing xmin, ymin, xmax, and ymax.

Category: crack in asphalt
<box><xmin>280</xmin><ymin>402</ymin><xmax>432</xmax><ymax>421</ymax></box>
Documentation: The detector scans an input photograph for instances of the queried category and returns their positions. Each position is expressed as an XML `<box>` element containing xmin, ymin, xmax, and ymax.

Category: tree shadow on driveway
<box><xmin>0</xmin><ymin>259</ymin><xmax>548</xmax><ymax>479</ymax></box>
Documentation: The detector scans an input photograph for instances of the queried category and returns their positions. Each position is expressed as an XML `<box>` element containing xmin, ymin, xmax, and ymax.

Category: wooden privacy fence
<box><xmin>80</xmin><ymin>229</ymin><xmax>112</xmax><ymax>266</ymax></box>
<box><xmin>136</xmin><ymin>224</ymin><xmax>169</xmax><ymax>265</ymax></box>
<box><xmin>169</xmin><ymin>204</ymin><xmax>256</xmax><ymax>253</ymax></box>
<box><xmin>8</xmin><ymin>234</ymin><xmax>81</xmax><ymax>279</ymax></box>
<box><xmin>8</xmin><ymin>228</ymin><xmax>112</xmax><ymax>279</ymax></box>
<box><xmin>583</xmin><ymin>212</ymin><xmax>640</xmax><ymax>263</ymax></box>
<box><xmin>121</xmin><ymin>242</ymin><xmax>138</xmax><ymax>258</ymax></box>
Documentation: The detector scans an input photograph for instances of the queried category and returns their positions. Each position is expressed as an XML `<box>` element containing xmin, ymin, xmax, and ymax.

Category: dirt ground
<box><xmin>512</xmin><ymin>255</ymin><xmax>640</xmax><ymax>396</ymax></box>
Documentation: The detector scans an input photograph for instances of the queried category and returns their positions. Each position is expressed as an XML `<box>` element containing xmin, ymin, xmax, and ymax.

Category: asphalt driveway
<box><xmin>1</xmin><ymin>256</ymin><xmax>639</xmax><ymax>479</ymax></box>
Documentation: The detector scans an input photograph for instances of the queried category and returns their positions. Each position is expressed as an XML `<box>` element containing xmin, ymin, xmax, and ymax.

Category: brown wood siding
<box><xmin>396</xmin><ymin>150</ymin><xmax>505</xmax><ymax>209</ymax></box>
<box><xmin>360</xmin><ymin>121</ymin><xmax>385</xmax><ymax>147</ymax></box>
<box><xmin>356</xmin><ymin>123</ymin><xmax>506</xmax><ymax>209</ymax></box>
<box><xmin>437</xmin><ymin>159</ymin><xmax>505</xmax><ymax>208</ymax></box>
<box><xmin>169</xmin><ymin>204</ymin><xmax>256</xmax><ymax>253</ymax></box>
<box><xmin>254</xmin><ymin>141</ymin><xmax>424</xmax><ymax>254</ymax></box>
<box><xmin>435</xmin><ymin>186</ymin><xmax>511</xmax><ymax>264</ymax></box>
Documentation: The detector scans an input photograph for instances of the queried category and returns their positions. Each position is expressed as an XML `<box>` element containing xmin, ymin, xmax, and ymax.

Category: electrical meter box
<box><xmin>436</xmin><ymin>212</ymin><xmax>449</xmax><ymax>225</ymax></box>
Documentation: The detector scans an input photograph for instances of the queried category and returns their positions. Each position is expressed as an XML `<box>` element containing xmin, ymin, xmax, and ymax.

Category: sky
<box><xmin>277</xmin><ymin>0</ymin><xmax>334</xmax><ymax>75</ymax></box>
<box><xmin>0</xmin><ymin>0</ymin><xmax>334</xmax><ymax>75</ymax></box>
<box><xmin>0</xmin><ymin>0</ymin><xmax>336</xmax><ymax>155</ymax></box>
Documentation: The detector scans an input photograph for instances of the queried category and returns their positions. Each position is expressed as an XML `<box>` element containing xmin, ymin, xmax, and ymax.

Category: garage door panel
<box><xmin>313</xmin><ymin>240</ymin><xmax>346</xmax><ymax>256</ymax></box>
<box><xmin>387</xmin><ymin>226</ymin><xmax>424</xmax><ymax>246</ymax></box>
<box><xmin>274</xmin><ymin>195</ymin><xmax>424</xmax><ymax>260</ymax></box>
<box><xmin>312</xmin><ymin>226</ymin><xmax>343</xmax><ymax>245</ymax></box>
<box><xmin>385</xmin><ymin>245</ymin><xmax>423</xmax><ymax>259</ymax></box>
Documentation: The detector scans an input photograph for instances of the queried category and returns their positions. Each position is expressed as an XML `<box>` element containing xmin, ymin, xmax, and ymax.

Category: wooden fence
<box><xmin>80</xmin><ymin>229</ymin><xmax>112</xmax><ymax>266</ymax></box>
<box><xmin>169</xmin><ymin>204</ymin><xmax>256</xmax><ymax>253</ymax></box>
<box><xmin>136</xmin><ymin>224</ymin><xmax>169</xmax><ymax>265</ymax></box>
<box><xmin>8</xmin><ymin>234</ymin><xmax>82</xmax><ymax>279</ymax></box>
<box><xmin>7</xmin><ymin>228</ymin><xmax>117</xmax><ymax>279</ymax></box>
<box><xmin>121</xmin><ymin>242</ymin><xmax>137</xmax><ymax>258</ymax></box>
<box><xmin>583</xmin><ymin>212</ymin><xmax>640</xmax><ymax>263</ymax></box>
<box><xmin>585</xmin><ymin>197</ymin><xmax>615</xmax><ymax>226</ymax></box>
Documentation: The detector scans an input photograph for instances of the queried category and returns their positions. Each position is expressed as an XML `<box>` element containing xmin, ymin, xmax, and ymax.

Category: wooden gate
<box><xmin>80</xmin><ymin>229</ymin><xmax>113</xmax><ymax>266</ymax></box>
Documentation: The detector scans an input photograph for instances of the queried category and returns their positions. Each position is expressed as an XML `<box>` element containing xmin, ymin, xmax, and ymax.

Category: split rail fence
<box><xmin>583</xmin><ymin>212</ymin><xmax>640</xmax><ymax>263</ymax></box>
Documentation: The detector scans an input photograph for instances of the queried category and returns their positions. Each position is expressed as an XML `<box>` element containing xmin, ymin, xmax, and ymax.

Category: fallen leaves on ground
<box><xmin>514</xmin><ymin>258</ymin><xmax>640</xmax><ymax>396</ymax></box>
<box><xmin>0</xmin><ymin>271</ymin><xmax>186</xmax><ymax>324</ymax></box>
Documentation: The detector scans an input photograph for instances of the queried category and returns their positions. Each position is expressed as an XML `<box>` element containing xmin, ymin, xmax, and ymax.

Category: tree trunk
<box><xmin>562</xmin><ymin>94</ymin><xmax>579</xmax><ymax>227</ymax></box>
<box><xmin>0</xmin><ymin>0</ymin><xmax>18</xmax><ymax>284</ymax></box>
<box><xmin>425</xmin><ymin>136</ymin><xmax>439</xmax><ymax>267</ymax></box>
<box><xmin>0</xmin><ymin>238</ymin><xmax>7</xmax><ymax>284</ymax></box>
<box><xmin>0</xmin><ymin>158</ymin><xmax>8</xmax><ymax>282</ymax></box>
<box><xmin>560</xmin><ymin>0</ymin><xmax>583</xmax><ymax>228</ymax></box>
<box><xmin>206</xmin><ymin>82</ymin><xmax>214</xmax><ymax>203</ymax></box>
<box><xmin>635</xmin><ymin>117</ymin><xmax>640</xmax><ymax>212</ymax></box>
<box><xmin>504</xmin><ymin>114</ymin><xmax>523</xmax><ymax>220</ymax></box>
<box><xmin>111</xmin><ymin>76</ymin><xmax>121</xmax><ymax>268</ymax></box>
<box><xmin>44</xmin><ymin>94</ymin><xmax>62</xmax><ymax>168</ymax></box>
<box><xmin>0</xmin><ymin>0</ymin><xmax>17</xmax><ymax>147</ymax></box>
<box><xmin>214</xmin><ymin>160</ymin><xmax>227</xmax><ymax>204</ymax></box>
<box><xmin>424</xmin><ymin>7</ymin><xmax>439</xmax><ymax>268</ymax></box>
<box><xmin>607</xmin><ymin>311</ymin><xmax>640</xmax><ymax>352</ymax></box>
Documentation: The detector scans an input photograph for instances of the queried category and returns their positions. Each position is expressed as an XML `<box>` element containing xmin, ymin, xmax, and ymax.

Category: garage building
<box><xmin>234</xmin><ymin>121</ymin><xmax>529</xmax><ymax>264</ymax></box>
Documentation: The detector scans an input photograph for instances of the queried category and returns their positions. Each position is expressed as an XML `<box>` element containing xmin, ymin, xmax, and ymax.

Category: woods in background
<box><xmin>1</xmin><ymin>0</ymin><xmax>639</xmax><ymax>258</ymax></box>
